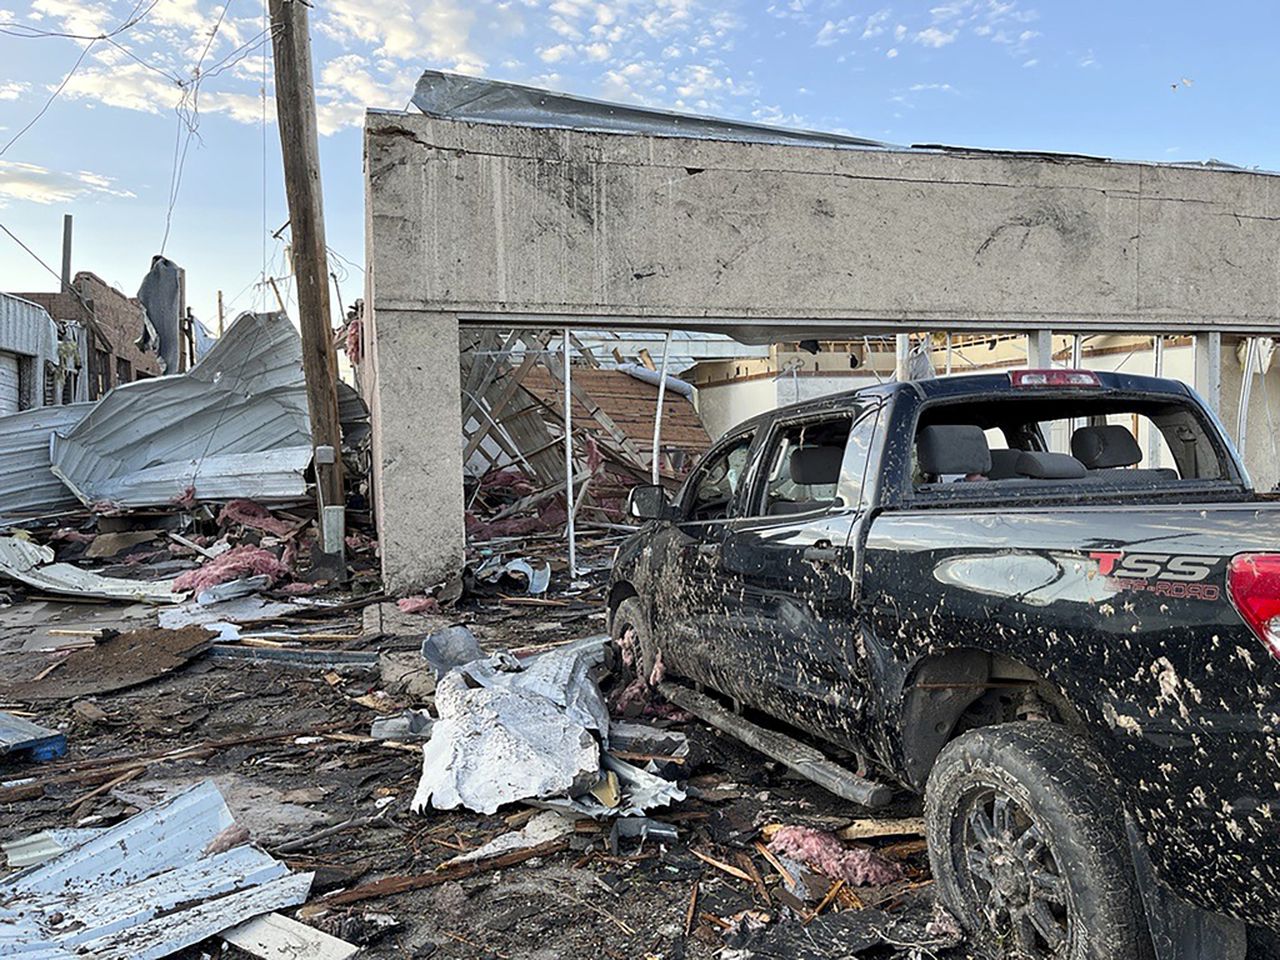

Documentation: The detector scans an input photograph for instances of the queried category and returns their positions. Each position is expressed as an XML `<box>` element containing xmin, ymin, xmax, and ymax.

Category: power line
<box><xmin>0</xmin><ymin>40</ymin><xmax>95</xmax><ymax>157</ymax></box>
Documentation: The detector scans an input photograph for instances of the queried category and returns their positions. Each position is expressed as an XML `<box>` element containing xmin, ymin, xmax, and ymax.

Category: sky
<box><xmin>0</xmin><ymin>0</ymin><xmax>1277</xmax><ymax>330</ymax></box>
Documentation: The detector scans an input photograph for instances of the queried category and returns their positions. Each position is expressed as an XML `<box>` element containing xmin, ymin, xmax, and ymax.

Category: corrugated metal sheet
<box><xmin>0</xmin><ymin>402</ymin><xmax>93</xmax><ymax>525</ymax></box>
<box><xmin>0</xmin><ymin>293</ymin><xmax>58</xmax><ymax>396</ymax></box>
<box><xmin>0</xmin><ymin>711</ymin><xmax>65</xmax><ymax>761</ymax></box>
<box><xmin>2</xmin><ymin>830</ymin><xmax>103</xmax><ymax>869</ymax></box>
<box><xmin>0</xmin><ymin>352</ymin><xmax>19</xmax><ymax>415</ymax></box>
<box><xmin>0</xmin><ymin>535</ymin><xmax>183</xmax><ymax>603</ymax></box>
<box><xmin>0</xmin><ymin>780</ymin><xmax>313</xmax><ymax>959</ymax></box>
<box><xmin>50</xmin><ymin>312</ymin><xmax>314</xmax><ymax>509</ymax></box>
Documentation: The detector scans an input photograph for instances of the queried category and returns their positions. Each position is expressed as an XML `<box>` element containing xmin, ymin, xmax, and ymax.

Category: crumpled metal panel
<box><xmin>49</xmin><ymin>312</ymin><xmax>314</xmax><ymax>509</ymax></box>
<box><xmin>0</xmin><ymin>403</ymin><xmax>93</xmax><ymax>525</ymax></box>
<box><xmin>0</xmin><ymin>780</ymin><xmax>312</xmax><ymax>959</ymax></box>
<box><xmin>412</xmin><ymin>70</ymin><xmax>890</xmax><ymax>149</ymax></box>
<box><xmin>0</xmin><ymin>535</ymin><xmax>183</xmax><ymax>603</ymax></box>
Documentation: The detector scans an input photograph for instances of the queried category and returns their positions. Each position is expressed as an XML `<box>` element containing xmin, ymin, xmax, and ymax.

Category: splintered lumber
<box><xmin>837</xmin><ymin>817</ymin><xmax>926</xmax><ymax>841</ymax></box>
<box><xmin>691</xmin><ymin>848</ymin><xmax>754</xmax><ymax>883</ymax></box>
<box><xmin>320</xmin><ymin>836</ymin><xmax>571</xmax><ymax>906</ymax></box>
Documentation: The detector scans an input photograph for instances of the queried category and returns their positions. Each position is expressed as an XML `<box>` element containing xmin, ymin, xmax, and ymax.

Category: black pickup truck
<box><xmin>609</xmin><ymin>369</ymin><xmax>1280</xmax><ymax>960</ymax></box>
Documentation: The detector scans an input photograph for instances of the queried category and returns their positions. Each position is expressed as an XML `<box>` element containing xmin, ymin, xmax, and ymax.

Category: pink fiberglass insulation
<box><xmin>769</xmin><ymin>825</ymin><xmax>903</xmax><ymax>887</ymax></box>
<box><xmin>172</xmin><ymin>545</ymin><xmax>292</xmax><ymax>594</ymax></box>
<box><xmin>218</xmin><ymin>499</ymin><xmax>294</xmax><ymax>537</ymax></box>
<box><xmin>397</xmin><ymin>596</ymin><xmax>442</xmax><ymax>614</ymax></box>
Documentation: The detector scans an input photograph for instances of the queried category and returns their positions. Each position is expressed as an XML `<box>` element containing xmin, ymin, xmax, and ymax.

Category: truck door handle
<box><xmin>803</xmin><ymin>541</ymin><xmax>838</xmax><ymax>563</ymax></box>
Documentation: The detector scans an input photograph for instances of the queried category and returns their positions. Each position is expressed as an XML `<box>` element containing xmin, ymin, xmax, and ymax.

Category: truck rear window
<box><xmin>910</xmin><ymin>393</ymin><xmax>1237</xmax><ymax>497</ymax></box>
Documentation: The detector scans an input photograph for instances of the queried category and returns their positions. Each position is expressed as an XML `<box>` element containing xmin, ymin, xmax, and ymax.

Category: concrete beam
<box><xmin>367</xmin><ymin>110</ymin><xmax>1280</xmax><ymax>337</ymax></box>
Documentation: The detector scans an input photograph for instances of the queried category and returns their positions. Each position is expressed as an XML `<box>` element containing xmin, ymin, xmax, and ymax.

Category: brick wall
<box><xmin>18</xmin><ymin>271</ymin><xmax>162</xmax><ymax>397</ymax></box>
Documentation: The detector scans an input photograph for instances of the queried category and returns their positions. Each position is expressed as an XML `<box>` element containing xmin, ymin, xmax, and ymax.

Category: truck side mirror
<box><xmin>627</xmin><ymin>484</ymin><xmax>673</xmax><ymax>521</ymax></box>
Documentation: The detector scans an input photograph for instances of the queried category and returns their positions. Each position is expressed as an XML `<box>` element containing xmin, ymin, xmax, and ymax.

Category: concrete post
<box><xmin>368</xmin><ymin>308</ymin><xmax>466</xmax><ymax>594</ymax></box>
<box><xmin>1028</xmin><ymin>330</ymin><xmax>1054</xmax><ymax>368</ymax></box>
<box><xmin>1195</xmin><ymin>332</ymin><xmax>1222</xmax><ymax>414</ymax></box>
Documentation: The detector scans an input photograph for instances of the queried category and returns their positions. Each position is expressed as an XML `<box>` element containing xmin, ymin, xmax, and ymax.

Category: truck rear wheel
<box><xmin>925</xmin><ymin>722</ymin><xmax>1150</xmax><ymax>960</ymax></box>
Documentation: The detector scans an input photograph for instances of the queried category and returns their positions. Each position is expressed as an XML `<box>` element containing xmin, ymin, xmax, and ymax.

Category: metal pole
<box><xmin>563</xmin><ymin>330</ymin><xmax>577</xmax><ymax>578</ymax></box>
<box><xmin>894</xmin><ymin>333</ymin><xmax>910</xmax><ymax>381</ymax></box>
<box><xmin>945</xmin><ymin>332</ymin><xmax>953</xmax><ymax>376</ymax></box>
<box><xmin>651</xmin><ymin>330</ymin><xmax>672</xmax><ymax>485</ymax></box>
<box><xmin>1152</xmin><ymin>335</ymin><xmax>1166</xmax><ymax>467</ymax></box>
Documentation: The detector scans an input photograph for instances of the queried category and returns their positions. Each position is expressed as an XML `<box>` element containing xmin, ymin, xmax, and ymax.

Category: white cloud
<box><xmin>0</xmin><ymin>159</ymin><xmax>133</xmax><ymax>205</ymax></box>
<box><xmin>317</xmin><ymin>0</ymin><xmax>483</xmax><ymax>69</ymax></box>
<box><xmin>1078</xmin><ymin>50</ymin><xmax>1097</xmax><ymax>68</ymax></box>
<box><xmin>886</xmin><ymin>47</ymin><xmax>898</xmax><ymax>57</ymax></box>
<box><xmin>862</xmin><ymin>9</ymin><xmax>891</xmax><ymax>38</ymax></box>
<box><xmin>914</xmin><ymin>26</ymin><xmax>957</xmax><ymax>47</ymax></box>
<box><xmin>0</xmin><ymin>81</ymin><xmax>29</xmax><ymax>101</ymax></box>
<box><xmin>894</xmin><ymin>23</ymin><xmax>908</xmax><ymax>40</ymax></box>
<box><xmin>909</xmin><ymin>82</ymin><xmax>954</xmax><ymax>92</ymax></box>
<box><xmin>814</xmin><ymin>17</ymin><xmax>853</xmax><ymax>46</ymax></box>
<box><xmin>539</xmin><ymin>43</ymin><xmax>574</xmax><ymax>63</ymax></box>
<box><xmin>581</xmin><ymin>41</ymin><xmax>610</xmax><ymax>61</ymax></box>
<box><xmin>1022</xmin><ymin>57</ymin><xmax>1037</xmax><ymax>67</ymax></box>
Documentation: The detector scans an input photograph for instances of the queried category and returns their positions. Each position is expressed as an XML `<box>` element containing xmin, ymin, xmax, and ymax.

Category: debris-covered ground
<box><xmin>0</xmin><ymin>511</ymin><xmax>980</xmax><ymax>959</ymax></box>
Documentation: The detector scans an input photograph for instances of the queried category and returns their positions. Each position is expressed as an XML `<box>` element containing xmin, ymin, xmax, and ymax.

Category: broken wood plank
<box><xmin>319</xmin><ymin>836</ymin><xmax>571</xmax><ymax>906</ymax></box>
<box><xmin>223</xmin><ymin>912</ymin><xmax>359</xmax><ymax>960</ymax></box>
<box><xmin>691</xmin><ymin>848</ymin><xmax>754</xmax><ymax>883</ymax></box>
<box><xmin>836</xmin><ymin>817</ymin><xmax>926</xmax><ymax>842</ymax></box>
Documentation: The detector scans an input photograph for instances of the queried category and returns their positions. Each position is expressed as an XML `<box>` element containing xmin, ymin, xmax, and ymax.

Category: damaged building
<box><xmin>359</xmin><ymin>72</ymin><xmax>1280</xmax><ymax>592</ymax></box>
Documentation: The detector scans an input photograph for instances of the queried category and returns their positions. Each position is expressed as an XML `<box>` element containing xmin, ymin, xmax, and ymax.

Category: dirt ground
<box><xmin>0</xmin><ymin>586</ymin><xmax>977</xmax><ymax>960</ymax></box>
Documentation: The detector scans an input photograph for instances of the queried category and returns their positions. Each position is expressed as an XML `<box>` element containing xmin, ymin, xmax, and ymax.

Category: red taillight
<box><xmin>1227</xmin><ymin>553</ymin><xmax>1280</xmax><ymax>661</ymax></box>
<box><xmin>1008</xmin><ymin>369</ymin><xmax>1101</xmax><ymax>388</ymax></box>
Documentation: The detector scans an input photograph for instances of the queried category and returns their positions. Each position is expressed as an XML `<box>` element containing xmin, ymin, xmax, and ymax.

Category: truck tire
<box><xmin>925</xmin><ymin>722</ymin><xmax>1151</xmax><ymax>960</ymax></box>
<box><xmin>610</xmin><ymin>596</ymin><xmax>657</xmax><ymax>681</ymax></box>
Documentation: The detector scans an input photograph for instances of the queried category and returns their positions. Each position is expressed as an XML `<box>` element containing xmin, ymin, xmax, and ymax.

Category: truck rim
<box><xmin>957</xmin><ymin>785</ymin><xmax>1071</xmax><ymax>958</ymax></box>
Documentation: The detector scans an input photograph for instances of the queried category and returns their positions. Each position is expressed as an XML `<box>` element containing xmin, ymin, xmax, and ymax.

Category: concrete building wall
<box><xmin>366</xmin><ymin>111</ymin><xmax>1280</xmax><ymax>335</ymax></box>
<box><xmin>365</xmin><ymin>107</ymin><xmax>1280</xmax><ymax>590</ymax></box>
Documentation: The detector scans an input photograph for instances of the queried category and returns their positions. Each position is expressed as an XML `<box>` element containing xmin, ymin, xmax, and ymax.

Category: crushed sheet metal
<box><xmin>0</xmin><ymin>779</ymin><xmax>313</xmax><ymax>959</ymax></box>
<box><xmin>223</xmin><ymin>911</ymin><xmax>360</xmax><ymax>960</ymax></box>
<box><xmin>158</xmin><ymin>595</ymin><xmax>301</xmax><ymax>630</ymax></box>
<box><xmin>0</xmin><ymin>711</ymin><xmax>66</xmax><ymax>762</ymax></box>
<box><xmin>411</xmin><ymin>668</ymin><xmax>602</xmax><ymax>815</ymax></box>
<box><xmin>1</xmin><ymin>830</ymin><xmax>103</xmax><ymax>869</ymax></box>
<box><xmin>411</xmin><ymin>70</ymin><xmax>889</xmax><ymax>149</ymax></box>
<box><xmin>48</xmin><ymin>311</ymin><xmax>364</xmax><ymax>510</ymax></box>
<box><xmin>0</xmin><ymin>403</ymin><xmax>93</xmax><ymax>526</ymax></box>
<box><xmin>0</xmin><ymin>535</ymin><xmax>183</xmax><ymax>603</ymax></box>
<box><xmin>474</xmin><ymin>556</ymin><xmax>552</xmax><ymax>595</ymax></box>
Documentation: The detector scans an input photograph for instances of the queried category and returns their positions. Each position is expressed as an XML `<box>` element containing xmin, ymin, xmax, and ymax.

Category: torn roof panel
<box><xmin>0</xmin><ymin>403</ymin><xmax>93</xmax><ymax>526</ymax></box>
<box><xmin>0</xmin><ymin>535</ymin><xmax>183</xmax><ymax>603</ymax></box>
<box><xmin>48</xmin><ymin>312</ymin><xmax>314</xmax><ymax>510</ymax></box>
<box><xmin>411</xmin><ymin>70</ymin><xmax>890</xmax><ymax>149</ymax></box>
<box><xmin>0</xmin><ymin>780</ymin><xmax>312</xmax><ymax>959</ymax></box>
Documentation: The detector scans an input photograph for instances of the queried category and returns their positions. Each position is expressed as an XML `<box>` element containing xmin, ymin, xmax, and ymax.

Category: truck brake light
<box><xmin>1226</xmin><ymin>554</ymin><xmax>1280</xmax><ymax>661</ymax></box>
<box><xmin>1009</xmin><ymin>369</ymin><xmax>1101</xmax><ymax>388</ymax></box>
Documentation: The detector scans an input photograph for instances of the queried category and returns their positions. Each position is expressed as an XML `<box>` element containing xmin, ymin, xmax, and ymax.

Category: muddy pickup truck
<box><xmin>608</xmin><ymin>368</ymin><xmax>1280</xmax><ymax>960</ymax></box>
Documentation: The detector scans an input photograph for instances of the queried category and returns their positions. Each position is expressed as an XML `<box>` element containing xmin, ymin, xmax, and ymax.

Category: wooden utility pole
<box><xmin>270</xmin><ymin>0</ymin><xmax>344</xmax><ymax>514</ymax></box>
<box><xmin>216</xmin><ymin>289</ymin><xmax>224</xmax><ymax>337</ymax></box>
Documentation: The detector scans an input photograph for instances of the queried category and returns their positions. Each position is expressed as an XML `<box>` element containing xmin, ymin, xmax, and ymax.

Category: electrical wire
<box><xmin>0</xmin><ymin>40</ymin><xmax>96</xmax><ymax>157</ymax></box>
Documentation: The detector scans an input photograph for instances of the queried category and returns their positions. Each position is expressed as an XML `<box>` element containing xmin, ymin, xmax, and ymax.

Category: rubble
<box><xmin>0</xmin><ymin>710</ymin><xmax>66</xmax><ymax>762</ymax></box>
<box><xmin>0</xmin><ymin>535</ymin><xmax>183</xmax><ymax>603</ymax></box>
<box><xmin>0</xmin><ymin>780</ymin><xmax>313</xmax><ymax>957</ymax></box>
<box><xmin>768</xmin><ymin>826</ymin><xmax>904</xmax><ymax>887</ymax></box>
<box><xmin>171</xmin><ymin>544</ymin><xmax>292</xmax><ymax>594</ymax></box>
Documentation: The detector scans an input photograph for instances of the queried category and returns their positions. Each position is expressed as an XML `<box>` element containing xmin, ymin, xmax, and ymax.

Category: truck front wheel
<box><xmin>925</xmin><ymin>722</ymin><xmax>1151</xmax><ymax>960</ymax></box>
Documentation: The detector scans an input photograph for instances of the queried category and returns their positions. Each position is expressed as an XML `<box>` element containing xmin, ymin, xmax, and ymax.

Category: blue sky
<box><xmin>0</xmin><ymin>0</ymin><xmax>1276</xmax><ymax>329</ymax></box>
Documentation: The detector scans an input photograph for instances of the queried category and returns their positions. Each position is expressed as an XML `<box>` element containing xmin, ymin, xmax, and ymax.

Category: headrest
<box><xmin>1071</xmin><ymin>425</ymin><xmax>1142</xmax><ymax>469</ymax></box>
<box><xmin>988</xmin><ymin>448</ymin><xmax>1022</xmax><ymax>480</ymax></box>
<box><xmin>789</xmin><ymin>446</ymin><xmax>843</xmax><ymax>485</ymax></box>
<box><xmin>917</xmin><ymin>425</ymin><xmax>991</xmax><ymax>477</ymax></box>
<box><xmin>1015</xmin><ymin>451</ymin><xmax>1087</xmax><ymax>479</ymax></box>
